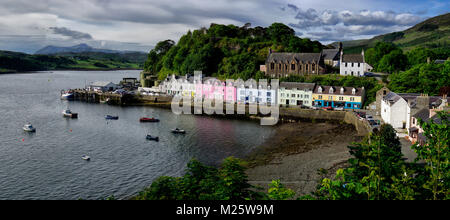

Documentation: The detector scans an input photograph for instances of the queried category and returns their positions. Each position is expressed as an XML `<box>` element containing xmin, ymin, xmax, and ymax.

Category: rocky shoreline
<box><xmin>244</xmin><ymin>122</ymin><xmax>363</xmax><ymax>197</ymax></box>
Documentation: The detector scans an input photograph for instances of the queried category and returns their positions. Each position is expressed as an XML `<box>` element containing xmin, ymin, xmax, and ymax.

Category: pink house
<box><xmin>194</xmin><ymin>77</ymin><xmax>236</xmax><ymax>103</ymax></box>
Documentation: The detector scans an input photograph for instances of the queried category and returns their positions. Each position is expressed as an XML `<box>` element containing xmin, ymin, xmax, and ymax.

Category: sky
<box><xmin>0</xmin><ymin>0</ymin><xmax>448</xmax><ymax>54</ymax></box>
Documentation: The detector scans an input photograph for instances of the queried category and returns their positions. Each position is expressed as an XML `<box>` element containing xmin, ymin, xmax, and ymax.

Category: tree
<box><xmin>377</xmin><ymin>49</ymin><xmax>408</xmax><ymax>73</ymax></box>
<box><xmin>267</xmin><ymin>180</ymin><xmax>295</xmax><ymax>200</ymax></box>
<box><xmin>411</xmin><ymin>112</ymin><xmax>449</xmax><ymax>200</ymax></box>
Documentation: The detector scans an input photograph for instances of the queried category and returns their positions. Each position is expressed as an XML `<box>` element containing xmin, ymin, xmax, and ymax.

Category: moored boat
<box><xmin>23</xmin><ymin>124</ymin><xmax>36</xmax><ymax>132</ymax></box>
<box><xmin>146</xmin><ymin>135</ymin><xmax>159</xmax><ymax>142</ymax></box>
<box><xmin>63</xmin><ymin>109</ymin><xmax>78</xmax><ymax>118</ymax></box>
<box><xmin>140</xmin><ymin>117</ymin><xmax>160</xmax><ymax>123</ymax></box>
<box><xmin>82</xmin><ymin>155</ymin><xmax>91</xmax><ymax>161</ymax></box>
<box><xmin>171</xmin><ymin>128</ymin><xmax>186</xmax><ymax>134</ymax></box>
<box><xmin>61</xmin><ymin>90</ymin><xmax>74</xmax><ymax>100</ymax></box>
<box><xmin>105</xmin><ymin>115</ymin><xmax>119</xmax><ymax>120</ymax></box>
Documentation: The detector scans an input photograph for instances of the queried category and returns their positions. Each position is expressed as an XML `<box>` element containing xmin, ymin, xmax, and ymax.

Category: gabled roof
<box><xmin>280</xmin><ymin>82</ymin><xmax>316</xmax><ymax>91</ymax></box>
<box><xmin>267</xmin><ymin>52</ymin><xmax>322</xmax><ymax>63</ymax></box>
<box><xmin>322</xmin><ymin>49</ymin><xmax>340</xmax><ymax>61</ymax></box>
<box><xmin>314</xmin><ymin>85</ymin><xmax>364</xmax><ymax>96</ymax></box>
<box><xmin>342</xmin><ymin>54</ymin><xmax>364</xmax><ymax>63</ymax></box>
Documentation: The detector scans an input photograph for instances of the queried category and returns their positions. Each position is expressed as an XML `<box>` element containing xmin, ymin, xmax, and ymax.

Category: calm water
<box><xmin>0</xmin><ymin>70</ymin><xmax>275</xmax><ymax>200</ymax></box>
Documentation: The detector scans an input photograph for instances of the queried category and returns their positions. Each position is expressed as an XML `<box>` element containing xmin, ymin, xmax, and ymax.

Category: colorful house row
<box><xmin>159</xmin><ymin>75</ymin><xmax>365</xmax><ymax>109</ymax></box>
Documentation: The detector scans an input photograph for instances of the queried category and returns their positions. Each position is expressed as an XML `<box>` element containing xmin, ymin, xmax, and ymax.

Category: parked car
<box><xmin>334</xmin><ymin>106</ymin><xmax>344</xmax><ymax>111</ymax></box>
<box><xmin>366</xmin><ymin>115</ymin><xmax>374</xmax><ymax>120</ymax></box>
<box><xmin>322</xmin><ymin>106</ymin><xmax>333</xmax><ymax>111</ymax></box>
<box><xmin>311</xmin><ymin>105</ymin><xmax>321</xmax><ymax>110</ymax></box>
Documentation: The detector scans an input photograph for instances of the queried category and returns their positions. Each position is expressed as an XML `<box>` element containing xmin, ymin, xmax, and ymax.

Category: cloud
<box><xmin>289</xmin><ymin>6</ymin><xmax>423</xmax><ymax>30</ymax></box>
<box><xmin>50</xmin><ymin>27</ymin><xmax>93</xmax><ymax>40</ymax></box>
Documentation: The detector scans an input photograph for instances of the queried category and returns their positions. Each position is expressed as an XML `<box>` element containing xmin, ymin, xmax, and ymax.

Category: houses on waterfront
<box><xmin>156</xmin><ymin>74</ymin><xmax>366</xmax><ymax>109</ymax></box>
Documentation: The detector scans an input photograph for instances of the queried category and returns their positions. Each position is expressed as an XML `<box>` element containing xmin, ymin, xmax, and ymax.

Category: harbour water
<box><xmin>0</xmin><ymin>70</ymin><xmax>275</xmax><ymax>200</ymax></box>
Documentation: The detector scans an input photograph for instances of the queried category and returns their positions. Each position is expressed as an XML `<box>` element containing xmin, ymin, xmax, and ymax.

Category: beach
<box><xmin>245</xmin><ymin>122</ymin><xmax>363</xmax><ymax>197</ymax></box>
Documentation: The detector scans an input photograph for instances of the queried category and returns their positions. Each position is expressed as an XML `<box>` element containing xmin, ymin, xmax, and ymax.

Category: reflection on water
<box><xmin>0</xmin><ymin>70</ymin><xmax>275</xmax><ymax>200</ymax></box>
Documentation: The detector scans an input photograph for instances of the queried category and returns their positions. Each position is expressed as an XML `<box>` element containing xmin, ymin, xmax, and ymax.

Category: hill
<box><xmin>35</xmin><ymin>43</ymin><xmax>145</xmax><ymax>55</ymax></box>
<box><xmin>331</xmin><ymin>13</ymin><xmax>450</xmax><ymax>53</ymax></box>
<box><xmin>0</xmin><ymin>49</ymin><xmax>144</xmax><ymax>73</ymax></box>
<box><xmin>144</xmin><ymin>23</ymin><xmax>323</xmax><ymax>80</ymax></box>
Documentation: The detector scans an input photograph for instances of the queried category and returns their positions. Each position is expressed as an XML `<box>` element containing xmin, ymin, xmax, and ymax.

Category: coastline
<box><xmin>0</xmin><ymin>68</ymin><xmax>142</xmax><ymax>74</ymax></box>
<box><xmin>244</xmin><ymin>122</ymin><xmax>363</xmax><ymax>197</ymax></box>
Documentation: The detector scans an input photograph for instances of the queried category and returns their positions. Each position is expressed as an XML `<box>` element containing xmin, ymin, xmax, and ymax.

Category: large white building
<box><xmin>340</xmin><ymin>50</ymin><xmax>373</xmax><ymax>77</ymax></box>
<box><xmin>278</xmin><ymin>82</ymin><xmax>315</xmax><ymax>107</ymax></box>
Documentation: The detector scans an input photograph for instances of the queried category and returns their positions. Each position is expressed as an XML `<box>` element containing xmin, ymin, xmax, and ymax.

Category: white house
<box><xmin>340</xmin><ymin>50</ymin><xmax>373</xmax><ymax>77</ymax></box>
<box><xmin>381</xmin><ymin>92</ymin><xmax>409</xmax><ymax>128</ymax></box>
<box><xmin>278</xmin><ymin>82</ymin><xmax>315</xmax><ymax>107</ymax></box>
<box><xmin>88</xmin><ymin>81</ymin><xmax>118</xmax><ymax>92</ymax></box>
<box><xmin>236</xmin><ymin>80</ymin><xmax>276</xmax><ymax>105</ymax></box>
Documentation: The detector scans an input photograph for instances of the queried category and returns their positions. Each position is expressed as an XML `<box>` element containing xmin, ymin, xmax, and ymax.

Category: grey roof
<box><xmin>342</xmin><ymin>54</ymin><xmax>364</xmax><ymax>63</ymax></box>
<box><xmin>383</xmin><ymin>92</ymin><xmax>403</xmax><ymax>103</ymax></box>
<box><xmin>435</xmin><ymin>59</ymin><xmax>447</xmax><ymax>64</ymax></box>
<box><xmin>413</xmin><ymin>108</ymin><xmax>430</xmax><ymax>120</ymax></box>
<box><xmin>280</xmin><ymin>82</ymin><xmax>316</xmax><ymax>91</ymax></box>
<box><xmin>267</xmin><ymin>52</ymin><xmax>322</xmax><ymax>63</ymax></box>
<box><xmin>322</xmin><ymin>49</ymin><xmax>340</xmax><ymax>61</ymax></box>
<box><xmin>90</xmin><ymin>81</ymin><xmax>116</xmax><ymax>87</ymax></box>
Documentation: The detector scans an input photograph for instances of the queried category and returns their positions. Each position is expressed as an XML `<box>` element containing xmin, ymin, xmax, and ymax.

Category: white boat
<box><xmin>23</xmin><ymin>124</ymin><xmax>36</xmax><ymax>132</ymax></box>
<box><xmin>82</xmin><ymin>155</ymin><xmax>90</xmax><ymax>161</ymax></box>
<box><xmin>61</xmin><ymin>92</ymin><xmax>74</xmax><ymax>100</ymax></box>
<box><xmin>62</xmin><ymin>109</ymin><xmax>78</xmax><ymax>118</ymax></box>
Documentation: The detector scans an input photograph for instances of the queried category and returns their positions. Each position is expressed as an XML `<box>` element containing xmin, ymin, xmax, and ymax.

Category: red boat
<box><xmin>140</xmin><ymin>117</ymin><xmax>160</xmax><ymax>123</ymax></box>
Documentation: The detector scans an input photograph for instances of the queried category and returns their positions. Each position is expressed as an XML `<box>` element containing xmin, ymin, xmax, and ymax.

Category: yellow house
<box><xmin>312</xmin><ymin>85</ymin><xmax>365</xmax><ymax>109</ymax></box>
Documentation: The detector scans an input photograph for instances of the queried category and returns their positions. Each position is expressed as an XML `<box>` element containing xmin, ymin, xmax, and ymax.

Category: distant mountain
<box><xmin>35</xmin><ymin>43</ymin><xmax>146</xmax><ymax>55</ymax></box>
<box><xmin>331</xmin><ymin>13</ymin><xmax>450</xmax><ymax>53</ymax></box>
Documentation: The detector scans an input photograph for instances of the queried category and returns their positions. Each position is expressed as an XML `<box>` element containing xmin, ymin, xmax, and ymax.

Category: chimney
<box><xmin>339</xmin><ymin>42</ymin><xmax>343</xmax><ymax>51</ymax></box>
<box><xmin>416</xmin><ymin>94</ymin><xmax>430</xmax><ymax>109</ymax></box>
<box><xmin>427</xmin><ymin>57</ymin><xmax>431</xmax><ymax>64</ymax></box>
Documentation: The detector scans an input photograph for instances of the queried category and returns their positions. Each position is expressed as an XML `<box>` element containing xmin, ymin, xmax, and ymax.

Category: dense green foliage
<box><xmin>134</xmin><ymin>157</ymin><xmax>294</xmax><ymax>200</ymax></box>
<box><xmin>144</xmin><ymin>23</ymin><xmax>323</xmax><ymax>80</ymax></box>
<box><xmin>279</xmin><ymin>74</ymin><xmax>383</xmax><ymax>107</ymax></box>
<box><xmin>304</xmin><ymin>114</ymin><xmax>449</xmax><ymax>200</ymax></box>
<box><xmin>388</xmin><ymin>61</ymin><xmax>450</xmax><ymax>95</ymax></box>
<box><xmin>0</xmin><ymin>50</ymin><xmax>144</xmax><ymax>73</ymax></box>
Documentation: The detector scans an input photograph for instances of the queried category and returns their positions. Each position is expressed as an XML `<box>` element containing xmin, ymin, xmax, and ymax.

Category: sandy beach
<box><xmin>245</xmin><ymin>122</ymin><xmax>363</xmax><ymax>197</ymax></box>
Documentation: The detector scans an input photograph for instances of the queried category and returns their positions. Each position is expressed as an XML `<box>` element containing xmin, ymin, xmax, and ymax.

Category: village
<box><xmin>68</xmin><ymin>44</ymin><xmax>449</xmax><ymax>149</ymax></box>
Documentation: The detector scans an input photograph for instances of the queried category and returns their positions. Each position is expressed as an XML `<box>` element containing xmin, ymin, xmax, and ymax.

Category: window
<box><xmin>281</xmin><ymin>93</ymin><xmax>285</xmax><ymax>97</ymax></box>
<box><xmin>306</xmin><ymin>65</ymin><xmax>309</xmax><ymax>71</ymax></box>
<box><xmin>299</xmin><ymin>65</ymin><xmax>302</xmax><ymax>70</ymax></box>
<box><xmin>352</xmin><ymin>63</ymin><xmax>354</xmax><ymax>67</ymax></box>
<box><xmin>358</xmin><ymin>63</ymin><xmax>360</xmax><ymax>67</ymax></box>
<box><xmin>291</xmin><ymin>94</ymin><xmax>295</xmax><ymax>98</ymax></box>
<box><xmin>345</xmin><ymin>62</ymin><xmax>347</xmax><ymax>67</ymax></box>
<box><xmin>318</xmin><ymin>95</ymin><xmax>322</xmax><ymax>99</ymax></box>
<box><xmin>304</xmin><ymin>95</ymin><xmax>309</xmax><ymax>98</ymax></box>
<box><xmin>350</xmin><ymin>97</ymin><xmax>355</xmax><ymax>101</ymax></box>
<box><xmin>279</xmin><ymin>64</ymin><xmax>282</xmax><ymax>70</ymax></box>
<box><xmin>291</xmin><ymin>64</ymin><xmax>296</xmax><ymax>70</ymax></box>
<box><xmin>267</xmin><ymin>92</ymin><xmax>271</xmax><ymax>96</ymax></box>
<box><xmin>339</xmin><ymin>96</ymin><xmax>344</xmax><ymax>101</ymax></box>
<box><xmin>270</xmin><ymin>63</ymin><xmax>274</xmax><ymax>70</ymax></box>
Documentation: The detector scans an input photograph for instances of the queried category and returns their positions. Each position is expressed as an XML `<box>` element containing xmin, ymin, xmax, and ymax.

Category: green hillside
<box><xmin>144</xmin><ymin>23</ymin><xmax>323</xmax><ymax>80</ymax></box>
<box><xmin>0</xmin><ymin>50</ymin><xmax>144</xmax><ymax>73</ymax></box>
<box><xmin>334</xmin><ymin>13</ymin><xmax>450</xmax><ymax>53</ymax></box>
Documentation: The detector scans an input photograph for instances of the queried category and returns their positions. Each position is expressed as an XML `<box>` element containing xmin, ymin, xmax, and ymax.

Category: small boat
<box><xmin>23</xmin><ymin>124</ymin><xmax>36</xmax><ymax>132</ymax></box>
<box><xmin>63</xmin><ymin>109</ymin><xmax>78</xmax><ymax>118</ymax></box>
<box><xmin>171</xmin><ymin>128</ymin><xmax>186</xmax><ymax>134</ymax></box>
<box><xmin>140</xmin><ymin>117</ymin><xmax>160</xmax><ymax>123</ymax></box>
<box><xmin>82</xmin><ymin>155</ymin><xmax>91</xmax><ymax>161</ymax></box>
<box><xmin>61</xmin><ymin>91</ymin><xmax>74</xmax><ymax>100</ymax></box>
<box><xmin>105</xmin><ymin>115</ymin><xmax>119</xmax><ymax>120</ymax></box>
<box><xmin>146</xmin><ymin>135</ymin><xmax>159</xmax><ymax>142</ymax></box>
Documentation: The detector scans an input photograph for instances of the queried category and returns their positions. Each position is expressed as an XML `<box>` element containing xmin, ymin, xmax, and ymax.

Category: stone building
<box><xmin>265</xmin><ymin>50</ymin><xmax>326</xmax><ymax>78</ymax></box>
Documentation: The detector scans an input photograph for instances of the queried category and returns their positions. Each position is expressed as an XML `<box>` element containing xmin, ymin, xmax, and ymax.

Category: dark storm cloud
<box><xmin>50</xmin><ymin>27</ymin><xmax>93</xmax><ymax>40</ymax></box>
